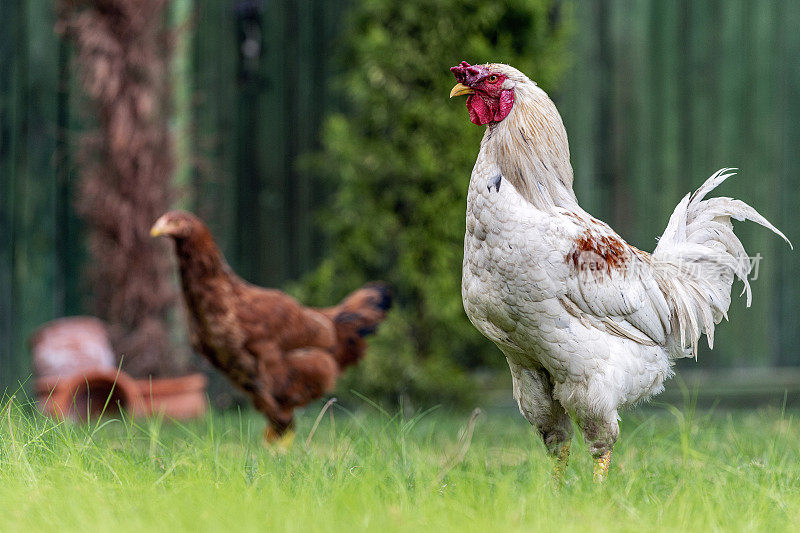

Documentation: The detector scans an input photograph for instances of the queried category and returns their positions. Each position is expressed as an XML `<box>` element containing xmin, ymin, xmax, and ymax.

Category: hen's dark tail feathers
<box><xmin>324</xmin><ymin>282</ymin><xmax>392</xmax><ymax>369</ymax></box>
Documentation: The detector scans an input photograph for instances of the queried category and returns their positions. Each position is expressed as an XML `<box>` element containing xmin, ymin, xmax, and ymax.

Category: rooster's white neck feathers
<box><xmin>479</xmin><ymin>65</ymin><xmax>578</xmax><ymax>212</ymax></box>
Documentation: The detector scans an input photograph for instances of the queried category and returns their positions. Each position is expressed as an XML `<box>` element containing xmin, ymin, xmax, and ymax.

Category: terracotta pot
<box><xmin>30</xmin><ymin>316</ymin><xmax>208</xmax><ymax>421</ymax></box>
<box><xmin>35</xmin><ymin>369</ymin><xmax>144</xmax><ymax>420</ymax></box>
<box><xmin>136</xmin><ymin>373</ymin><xmax>208</xmax><ymax>419</ymax></box>
<box><xmin>30</xmin><ymin>316</ymin><xmax>116</xmax><ymax>378</ymax></box>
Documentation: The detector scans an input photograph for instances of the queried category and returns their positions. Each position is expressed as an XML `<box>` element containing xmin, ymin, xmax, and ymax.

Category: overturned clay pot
<box><xmin>35</xmin><ymin>368</ymin><xmax>144</xmax><ymax>420</ymax></box>
<box><xmin>136</xmin><ymin>373</ymin><xmax>208</xmax><ymax>420</ymax></box>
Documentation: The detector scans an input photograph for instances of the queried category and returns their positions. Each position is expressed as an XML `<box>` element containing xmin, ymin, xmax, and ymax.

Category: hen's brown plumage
<box><xmin>151</xmin><ymin>211</ymin><xmax>391</xmax><ymax>439</ymax></box>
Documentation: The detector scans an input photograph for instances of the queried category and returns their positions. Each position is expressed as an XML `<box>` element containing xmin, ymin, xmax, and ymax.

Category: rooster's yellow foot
<box><xmin>593</xmin><ymin>450</ymin><xmax>612</xmax><ymax>483</ymax></box>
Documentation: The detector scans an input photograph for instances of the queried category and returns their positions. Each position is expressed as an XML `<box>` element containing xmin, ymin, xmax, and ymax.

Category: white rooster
<box><xmin>450</xmin><ymin>61</ymin><xmax>790</xmax><ymax>481</ymax></box>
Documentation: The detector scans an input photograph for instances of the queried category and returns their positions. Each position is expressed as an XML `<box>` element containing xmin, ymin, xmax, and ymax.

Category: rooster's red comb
<box><xmin>450</xmin><ymin>61</ymin><xmax>490</xmax><ymax>86</ymax></box>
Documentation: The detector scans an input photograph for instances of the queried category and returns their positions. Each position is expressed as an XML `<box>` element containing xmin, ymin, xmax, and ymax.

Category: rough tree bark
<box><xmin>56</xmin><ymin>0</ymin><xmax>185</xmax><ymax>376</ymax></box>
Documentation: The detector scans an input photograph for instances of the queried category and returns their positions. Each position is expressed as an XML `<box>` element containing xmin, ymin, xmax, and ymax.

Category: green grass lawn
<box><xmin>2</xmin><ymin>393</ymin><xmax>799</xmax><ymax>532</ymax></box>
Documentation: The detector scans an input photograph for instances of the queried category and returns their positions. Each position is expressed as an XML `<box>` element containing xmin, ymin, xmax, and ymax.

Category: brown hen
<box><xmin>151</xmin><ymin>211</ymin><xmax>391</xmax><ymax>446</ymax></box>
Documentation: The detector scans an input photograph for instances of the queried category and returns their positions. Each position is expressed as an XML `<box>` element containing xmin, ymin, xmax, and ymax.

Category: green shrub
<box><xmin>297</xmin><ymin>0</ymin><xmax>572</xmax><ymax>406</ymax></box>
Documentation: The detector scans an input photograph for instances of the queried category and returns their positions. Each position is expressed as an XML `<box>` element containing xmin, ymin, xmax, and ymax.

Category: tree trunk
<box><xmin>56</xmin><ymin>0</ymin><xmax>186</xmax><ymax>377</ymax></box>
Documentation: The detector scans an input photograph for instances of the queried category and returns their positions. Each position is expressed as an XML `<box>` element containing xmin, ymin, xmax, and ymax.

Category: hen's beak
<box><xmin>150</xmin><ymin>217</ymin><xmax>168</xmax><ymax>237</ymax></box>
<box><xmin>450</xmin><ymin>83</ymin><xmax>474</xmax><ymax>98</ymax></box>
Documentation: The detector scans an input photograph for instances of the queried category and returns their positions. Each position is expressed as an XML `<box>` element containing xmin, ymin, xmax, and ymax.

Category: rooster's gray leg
<box><xmin>508</xmin><ymin>362</ymin><xmax>573</xmax><ymax>480</ymax></box>
<box><xmin>580</xmin><ymin>415</ymin><xmax>619</xmax><ymax>482</ymax></box>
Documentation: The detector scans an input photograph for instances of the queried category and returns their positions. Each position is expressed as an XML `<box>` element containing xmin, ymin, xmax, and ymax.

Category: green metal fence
<box><xmin>2</xmin><ymin>0</ymin><xmax>799</xmax><ymax>391</ymax></box>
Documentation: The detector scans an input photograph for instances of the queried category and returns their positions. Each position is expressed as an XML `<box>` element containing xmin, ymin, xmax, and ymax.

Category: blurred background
<box><xmin>1</xmin><ymin>0</ymin><xmax>798</xmax><ymax>407</ymax></box>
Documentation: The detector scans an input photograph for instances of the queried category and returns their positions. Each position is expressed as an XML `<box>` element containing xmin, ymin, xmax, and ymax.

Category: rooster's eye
<box><xmin>487</xmin><ymin>75</ymin><xmax>499</xmax><ymax>83</ymax></box>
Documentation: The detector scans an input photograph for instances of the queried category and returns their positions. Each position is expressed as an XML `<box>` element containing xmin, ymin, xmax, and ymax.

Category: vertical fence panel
<box><xmin>626</xmin><ymin>0</ymin><xmax>656</xmax><ymax>248</ymax></box>
<box><xmin>0</xmin><ymin>0</ymin><xmax>21</xmax><ymax>389</ymax></box>
<box><xmin>0</xmin><ymin>0</ymin><xmax>63</xmax><ymax>390</ymax></box>
<box><xmin>558</xmin><ymin>2</ymin><xmax>600</xmax><ymax>213</ymax></box>
<box><xmin>751</xmin><ymin>1</ymin><xmax>783</xmax><ymax>367</ymax></box>
<box><xmin>191</xmin><ymin>1</ymin><xmax>239</xmax><ymax>263</ymax></box>
<box><xmin>291</xmin><ymin>1</ymin><xmax>315</xmax><ymax>275</ymax></box>
<box><xmin>776</xmin><ymin>1</ymin><xmax>800</xmax><ymax>366</ymax></box>
<box><xmin>18</xmin><ymin>0</ymin><xmax>61</xmax><ymax>367</ymax></box>
<box><xmin>254</xmin><ymin>0</ymin><xmax>290</xmax><ymax>285</ymax></box>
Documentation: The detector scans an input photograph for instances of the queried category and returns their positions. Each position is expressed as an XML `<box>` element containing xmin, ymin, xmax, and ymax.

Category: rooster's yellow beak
<box><xmin>449</xmin><ymin>83</ymin><xmax>474</xmax><ymax>98</ymax></box>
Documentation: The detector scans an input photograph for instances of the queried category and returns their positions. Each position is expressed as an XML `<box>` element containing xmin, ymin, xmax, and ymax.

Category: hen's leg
<box><xmin>257</xmin><ymin>348</ymin><xmax>338</xmax><ymax>451</ymax></box>
<box><xmin>241</xmin><ymin>340</ymin><xmax>297</xmax><ymax>449</ymax></box>
<box><xmin>509</xmin><ymin>363</ymin><xmax>573</xmax><ymax>481</ymax></box>
<box><xmin>250</xmin><ymin>388</ymin><xmax>295</xmax><ymax>451</ymax></box>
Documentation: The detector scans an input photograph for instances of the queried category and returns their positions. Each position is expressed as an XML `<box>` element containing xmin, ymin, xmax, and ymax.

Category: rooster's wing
<box><xmin>559</xmin><ymin>213</ymin><xmax>671</xmax><ymax>348</ymax></box>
